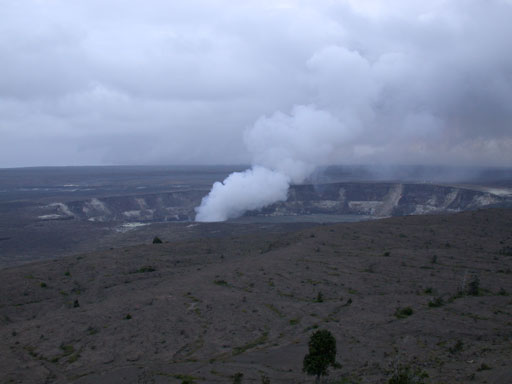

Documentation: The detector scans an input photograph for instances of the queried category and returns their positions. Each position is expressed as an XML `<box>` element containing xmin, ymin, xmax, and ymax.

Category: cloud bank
<box><xmin>0</xmin><ymin>1</ymin><xmax>511</xmax><ymax>169</ymax></box>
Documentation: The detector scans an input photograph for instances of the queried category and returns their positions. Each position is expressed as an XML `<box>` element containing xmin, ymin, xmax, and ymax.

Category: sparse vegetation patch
<box><xmin>498</xmin><ymin>246</ymin><xmax>512</xmax><ymax>256</ymax></box>
<box><xmin>131</xmin><ymin>265</ymin><xmax>156</xmax><ymax>273</ymax></box>
<box><xmin>232</xmin><ymin>332</ymin><xmax>268</xmax><ymax>356</ymax></box>
<box><xmin>394</xmin><ymin>307</ymin><xmax>413</xmax><ymax>319</ymax></box>
<box><xmin>387</xmin><ymin>365</ymin><xmax>428</xmax><ymax>384</ymax></box>
<box><xmin>428</xmin><ymin>297</ymin><xmax>444</xmax><ymax>308</ymax></box>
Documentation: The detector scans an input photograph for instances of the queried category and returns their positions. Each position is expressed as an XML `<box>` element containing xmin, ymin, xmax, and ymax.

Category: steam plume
<box><xmin>194</xmin><ymin>1</ymin><xmax>512</xmax><ymax>222</ymax></box>
<box><xmin>194</xmin><ymin>166</ymin><xmax>290</xmax><ymax>222</ymax></box>
<box><xmin>195</xmin><ymin>105</ymin><xmax>347</xmax><ymax>221</ymax></box>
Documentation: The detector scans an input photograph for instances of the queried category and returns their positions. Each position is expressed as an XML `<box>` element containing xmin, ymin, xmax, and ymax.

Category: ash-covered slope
<box><xmin>0</xmin><ymin>208</ymin><xmax>511</xmax><ymax>383</ymax></box>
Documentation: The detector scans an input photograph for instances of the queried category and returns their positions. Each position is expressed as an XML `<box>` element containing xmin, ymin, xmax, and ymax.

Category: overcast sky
<box><xmin>1</xmin><ymin>0</ymin><xmax>511</xmax><ymax>168</ymax></box>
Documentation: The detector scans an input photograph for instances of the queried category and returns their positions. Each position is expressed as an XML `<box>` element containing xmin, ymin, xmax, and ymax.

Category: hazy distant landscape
<box><xmin>1</xmin><ymin>165</ymin><xmax>511</xmax><ymax>267</ymax></box>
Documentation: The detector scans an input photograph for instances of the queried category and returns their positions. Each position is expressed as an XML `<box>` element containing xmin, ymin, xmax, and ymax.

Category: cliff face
<box><xmin>28</xmin><ymin>182</ymin><xmax>512</xmax><ymax>223</ymax></box>
<box><xmin>258</xmin><ymin>183</ymin><xmax>510</xmax><ymax>218</ymax></box>
<box><xmin>31</xmin><ymin>190</ymin><xmax>206</xmax><ymax>223</ymax></box>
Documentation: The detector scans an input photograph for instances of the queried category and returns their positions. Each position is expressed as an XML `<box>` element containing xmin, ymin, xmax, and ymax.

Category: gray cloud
<box><xmin>1</xmin><ymin>0</ymin><xmax>511</xmax><ymax>167</ymax></box>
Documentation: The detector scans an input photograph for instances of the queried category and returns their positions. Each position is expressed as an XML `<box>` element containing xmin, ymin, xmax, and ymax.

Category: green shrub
<box><xmin>476</xmin><ymin>363</ymin><xmax>491</xmax><ymax>371</ymax></box>
<box><xmin>232</xmin><ymin>372</ymin><xmax>243</xmax><ymax>384</ymax></box>
<box><xmin>498</xmin><ymin>246</ymin><xmax>512</xmax><ymax>256</ymax></box>
<box><xmin>448</xmin><ymin>340</ymin><xmax>463</xmax><ymax>354</ymax></box>
<box><xmin>174</xmin><ymin>374</ymin><xmax>197</xmax><ymax>384</ymax></box>
<box><xmin>467</xmin><ymin>275</ymin><xmax>480</xmax><ymax>296</ymax></box>
<box><xmin>428</xmin><ymin>297</ymin><xmax>444</xmax><ymax>308</ymax></box>
<box><xmin>394</xmin><ymin>307</ymin><xmax>413</xmax><ymax>319</ymax></box>
<box><xmin>387</xmin><ymin>365</ymin><xmax>428</xmax><ymax>384</ymax></box>
<box><xmin>132</xmin><ymin>266</ymin><xmax>156</xmax><ymax>273</ymax></box>
<box><xmin>152</xmin><ymin>236</ymin><xmax>163</xmax><ymax>244</ymax></box>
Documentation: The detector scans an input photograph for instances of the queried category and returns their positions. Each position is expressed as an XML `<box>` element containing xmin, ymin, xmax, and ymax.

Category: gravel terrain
<box><xmin>1</xmin><ymin>208</ymin><xmax>511</xmax><ymax>383</ymax></box>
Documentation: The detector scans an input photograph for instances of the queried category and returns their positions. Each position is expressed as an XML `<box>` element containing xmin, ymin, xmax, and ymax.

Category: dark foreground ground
<box><xmin>0</xmin><ymin>208</ymin><xmax>511</xmax><ymax>383</ymax></box>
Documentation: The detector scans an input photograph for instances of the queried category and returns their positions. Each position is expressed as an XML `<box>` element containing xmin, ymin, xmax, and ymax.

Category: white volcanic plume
<box><xmin>194</xmin><ymin>166</ymin><xmax>290</xmax><ymax>222</ymax></box>
<box><xmin>193</xmin><ymin>0</ymin><xmax>512</xmax><ymax>222</ymax></box>
<box><xmin>195</xmin><ymin>105</ymin><xmax>349</xmax><ymax>222</ymax></box>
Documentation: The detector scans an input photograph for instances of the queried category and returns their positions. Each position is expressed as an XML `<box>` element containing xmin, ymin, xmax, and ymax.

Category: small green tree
<box><xmin>303</xmin><ymin>329</ymin><xmax>337</xmax><ymax>382</ymax></box>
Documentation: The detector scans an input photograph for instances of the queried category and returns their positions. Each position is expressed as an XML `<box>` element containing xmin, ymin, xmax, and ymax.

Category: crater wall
<box><xmin>25</xmin><ymin>182</ymin><xmax>512</xmax><ymax>223</ymax></box>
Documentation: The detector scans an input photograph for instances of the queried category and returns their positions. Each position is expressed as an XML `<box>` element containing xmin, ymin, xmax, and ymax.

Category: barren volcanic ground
<box><xmin>1</xmin><ymin>208</ymin><xmax>512</xmax><ymax>383</ymax></box>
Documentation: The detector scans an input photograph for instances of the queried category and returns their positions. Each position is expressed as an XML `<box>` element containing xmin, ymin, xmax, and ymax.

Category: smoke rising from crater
<box><xmin>196</xmin><ymin>0</ymin><xmax>512</xmax><ymax>221</ymax></box>
<box><xmin>195</xmin><ymin>106</ymin><xmax>348</xmax><ymax>221</ymax></box>
<box><xmin>195</xmin><ymin>166</ymin><xmax>290</xmax><ymax>222</ymax></box>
